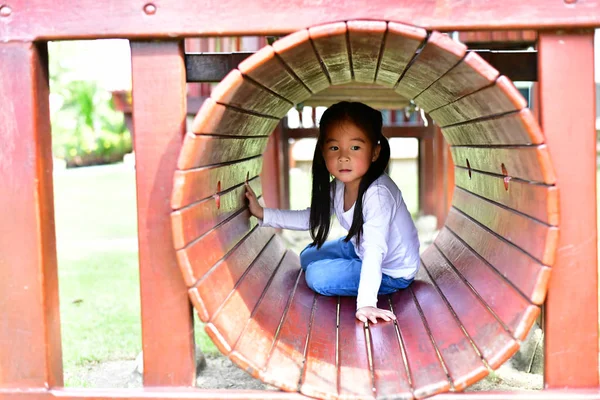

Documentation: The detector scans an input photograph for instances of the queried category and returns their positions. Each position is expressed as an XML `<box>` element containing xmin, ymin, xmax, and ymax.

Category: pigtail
<box><xmin>309</xmin><ymin>145</ymin><xmax>333</xmax><ymax>249</ymax></box>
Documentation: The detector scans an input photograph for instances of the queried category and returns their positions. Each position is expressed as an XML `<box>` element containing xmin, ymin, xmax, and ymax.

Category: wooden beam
<box><xmin>2</xmin><ymin>1</ymin><xmax>600</xmax><ymax>40</ymax></box>
<box><xmin>185</xmin><ymin>52</ymin><xmax>253</xmax><ymax>82</ymax></box>
<box><xmin>476</xmin><ymin>51</ymin><xmax>537</xmax><ymax>81</ymax></box>
<box><xmin>130</xmin><ymin>41</ymin><xmax>196</xmax><ymax>386</ymax></box>
<box><xmin>538</xmin><ymin>31</ymin><xmax>598</xmax><ymax>387</ymax></box>
<box><xmin>284</xmin><ymin>124</ymin><xmax>431</xmax><ymax>139</ymax></box>
<box><xmin>0</xmin><ymin>41</ymin><xmax>63</xmax><ymax>388</ymax></box>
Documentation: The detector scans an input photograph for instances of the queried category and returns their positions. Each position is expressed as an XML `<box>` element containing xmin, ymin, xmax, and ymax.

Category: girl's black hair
<box><xmin>309</xmin><ymin>101</ymin><xmax>391</xmax><ymax>249</ymax></box>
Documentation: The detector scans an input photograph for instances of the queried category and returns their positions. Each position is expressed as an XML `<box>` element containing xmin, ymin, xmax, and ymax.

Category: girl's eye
<box><xmin>329</xmin><ymin>146</ymin><xmax>339</xmax><ymax>151</ymax></box>
<box><xmin>351</xmin><ymin>145</ymin><xmax>360</xmax><ymax>150</ymax></box>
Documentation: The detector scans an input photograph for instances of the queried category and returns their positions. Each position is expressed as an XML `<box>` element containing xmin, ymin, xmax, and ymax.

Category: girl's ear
<box><xmin>372</xmin><ymin>144</ymin><xmax>381</xmax><ymax>162</ymax></box>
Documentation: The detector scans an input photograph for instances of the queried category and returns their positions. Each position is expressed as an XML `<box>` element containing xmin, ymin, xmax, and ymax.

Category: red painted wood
<box><xmin>238</xmin><ymin>46</ymin><xmax>312</xmax><ymax>104</ymax></box>
<box><xmin>445</xmin><ymin>208</ymin><xmax>550</xmax><ymax>305</ymax></box>
<box><xmin>415</xmin><ymin>51</ymin><xmax>499</xmax><ymax>112</ymax></box>
<box><xmin>375</xmin><ymin>22</ymin><xmax>426</xmax><ymax>88</ymax></box>
<box><xmin>391</xmin><ymin>289</ymin><xmax>450</xmax><ymax>398</ymax></box>
<box><xmin>206</xmin><ymin>237</ymin><xmax>287</xmax><ymax>354</ymax></box>
<box><xmin>430</xmin><ymin>76</ymin><xmax>527</xmax><ymax>127</ymax></box>
<box><xmin>419</xmin><ymin>137</ymin><xmax>436</xmax><ymax>215</ymax></box>
<box><xmin>539</xmin><ymin>31</ymin><xmax>599</xmax><ymax>387</ymax></box>
<box><xmin>177</xmin><ymin>133</ymin><xmax>268</xmax><ymax>170</ymax></box>
<box><xmin>435</xmin><ymin>228</ymin><xmax>540</xmax><ymax>341</ymax></box>
<box><xmin>369</xmin><ymin>297</ymin><xmax>412</xmax><ymax>399</ymax></box>
<box><xmin>347</xmin><ymin>20</ymin><xmax>387</xmax><ymax>84</ymax></box>
<box><xmin>410</xmin><ymin>270</ymin><xmax>488</xmax><ymax>391</ymax></box>
<box><xmin>5</xmin><ymin>3</ymin><xmax>600</xmax><ymax>41</ymax></box>
<box><xmin>433</xmin><ymin>127</ymin><xmax>447</xmax><ymax>229</ymax></box>
<box><xmin>309</xmin><ymin>23</ymin><xmax>351</xmax><ymax>85</ymax></box>
<box><xmin>0</xmin><ymin>41</ymin><xmax>63</xmax><ymax>388</ymax></box>
<box><xmin>454</xmin><ymin>168</ymin><xmax>559</xmax><ymax>225</ymax></box>
<box><xmin>261</xmin><ymin>124</ymin><xmax>284</xmax><ymax>209</ymax></box>
<box><xmin>300</xmin><ymin>295</ymin><xmax>338</xmax><ymax>399</ymax></box>
<box><xmin>452</xmin><ymin>187</ymin><xmax>559</xmax><ymax>265</ymax></box>
<box><xmin>192</xmin><ymin>98</ymin><xmax>279</xmax><ymax>136</ymax></box>
<box><xmin>445</xmin><ymin>143</ymin><xmax>455</xmax><ymax>215</ymax></box>
<box><xmin>396</xmin><ymin>31</ymin><xmax>467</xmax><ymax>99</ymax></box>
<box><xmin>130</xmin><ymin>40</ymin><xmax>195</xmax><ymax>386</ymax></box>
<box><xmin>191</xmin><ymin>228</ymin><xmax>275</xmax><ymax>322</ymax></box>
<box><xmin>337</xmin><ymin>297</ymin><xmax>373</xmax><ymax>399</ymax></box>
<box><xmin>421</xmin><ymin>247</ymin><xmax>520</xmax><ymax>369</ymax></box>
<box><xmin>451</xmin><ymin>145</ymin><xmax>556</xmax><ymax>184</ymax></box>
<box><xmin>442</xmin><ymin>109</ymin><xmax>544</xmax><ymax>146</ymax></box>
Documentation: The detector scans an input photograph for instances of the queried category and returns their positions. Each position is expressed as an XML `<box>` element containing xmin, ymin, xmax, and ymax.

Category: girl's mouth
<box><xmin>339</xmin><ymin>169</ymin><xmax>352</xmax><ymax>173</ymax></box>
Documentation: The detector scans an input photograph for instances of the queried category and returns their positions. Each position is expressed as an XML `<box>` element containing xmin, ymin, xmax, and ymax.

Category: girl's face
<box><xmin>322</xmin><ymin>120</ymin><xmax>380</xmax><ymax>190</ymax></box>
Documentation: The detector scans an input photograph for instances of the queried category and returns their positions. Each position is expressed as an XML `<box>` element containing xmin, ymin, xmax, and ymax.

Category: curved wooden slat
<box><xmin>430</xmin><ymin>76</ymin><xmax>527</xmax><ymax>127</ymax></box>
<box><xmin>441</xmin><ymin>109</ymin><xmax>544</xmax><ymax>146</ymax></box>
<box><xmin>452</xmin><ymin>187</ymin><xmax>559</xmax><ymax>265</ymax></box>
<box><xmin>210</xmin><ymin>70</ymin><xmax>293</xmax><ymax>118</ymax></box>
<box><xmin>192</xmin><ymin>98</ymin><xmax>279</xmax><ymax>136</ymax></box>
<box><xmin>347</xmin><ymin>20</ymin><xmax>387</xmax><ymax>84</ymax></box>
<box><xmin>396</xmin><ymin>31</ymin><xmax>467</xmax><ymax>99</ymax></box>
<box><xmin>445</xmin><ymin>208</ymin><xmax>551</xmax><ymax>305</ymax></box>
<box><xmin>434</xmin><ymin>228</ymin><xmax>540</xmax><ymax>341</ymax></box>
<box><xmin>238</xmin><ymin>46</ymin><xmax>312</xmax><ymax>104</ymax></box>
<box><xmin>177</xmin><ymin>133</ymin><xmax>268</xmax><ymax>170</ymax></box>
<box><xmin>375</xmin><ymin>22</ymin><xmax>426</xmax><ymax>88</ymax></box>
<box><xmin>421</xmin><ymin>247</ymin><xmax>520</xmax><ymax>369</ymax></box>
<box><xmin>414</xmin><ymin>51</ymin><xmax>499</xmax><ymax>113</ymax></box>
<box><xmin>454</xmin><ymin>168</ymin><xmax>559</xmax><ymax>225</ymax></box>
<box><xmin>273</xmin><ymin>29</ymin><xmax>330</xmax><ymax>93</ymax></box>
<box><xmin>309</xmin><ymin>22</ymin><xmax>351</xmax><ymax>86</ymax></box>
<box><xmin>451</xmin><ymin>144</ymin><xmax>556</xmax><ymax>184</ymax></box>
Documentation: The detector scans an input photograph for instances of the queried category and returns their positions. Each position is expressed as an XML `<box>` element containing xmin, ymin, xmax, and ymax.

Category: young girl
<box><xmin>245</xmin><ymin>101</ymin><xmax>420</xmax><ymax>324</ymax></box>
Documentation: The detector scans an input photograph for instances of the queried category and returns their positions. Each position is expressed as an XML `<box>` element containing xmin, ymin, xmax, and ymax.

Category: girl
<box><xmin>245</xmin><ymin>101</ymin><xmax>420</xmax><ymax>324</ymax></box>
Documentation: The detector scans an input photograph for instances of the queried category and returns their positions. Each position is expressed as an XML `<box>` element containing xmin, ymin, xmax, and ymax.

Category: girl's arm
<box><xmin>245</xmin><ymin>182</ymin><xmax>310</xmax><ymax>230</ymax></box>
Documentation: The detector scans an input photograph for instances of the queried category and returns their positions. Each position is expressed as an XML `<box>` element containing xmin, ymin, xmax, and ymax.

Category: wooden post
<box><xmin>0</xmin><ymin>41</ymin><xmax>63</xmax><ymax>388</ymax></box>
<box><xmin>130</xmin><ymin>41</ymin><xmax>196</xmax><ymax>386</ymax></box>
<box><xmin>433</xmin><ymin>125</ymin><xmax>447</xmax><ymax>228</ymax></box>
<box><xmin>538</xmin><ymin>31</ymin><xmax>599</xmax><ymax>387</ymax></box>
<box><xmin>261</xmin><ymin>123</ymin><xmax>284</xmax><ymax>209</ymax></box>
<box><xmin>419</xmin><ymin>135</ymin><xmax>436</xmax><ymax>216</ymax></box>
<box><xmin>445</xmin><ymin>142</ymin><xmax>455</xmax><ymax>214</ymax></box>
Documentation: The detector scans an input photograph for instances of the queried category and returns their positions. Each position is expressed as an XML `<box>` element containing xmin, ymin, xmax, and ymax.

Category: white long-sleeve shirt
<box><xmin>261</xmin><ymin>174</ymin><xmax>420</xmax><ymax>309</ymax></box>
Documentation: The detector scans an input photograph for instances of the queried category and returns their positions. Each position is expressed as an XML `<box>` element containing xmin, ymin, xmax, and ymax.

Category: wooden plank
<box><xmin>369</xmin><ymin>297</ymin><xmax>412</xmax><ymax>399</ymax></box>
<box><xmin>396</xmin><ymin>31</ymin><xmax>467</xmax><ymax>99</ymax></box>
<box><xmin>192</xmin><ymin>98</ymin><xmax>279</xmax><ymax>137</ymax></box>
<box><xmin>309</xmin><ymin>22</ymin><xmax>351</xmax><ymax>85</ymax></box>
<box><xmin>177</xmin><ymin>133</ymin><xmax>268</xmax><ymax>170</ymax></box>
<box><xmin>130</xmin><ymin>40</ymin><xmax>195</xmax><ymax>386</ymax></box>
<box><xmin>0</xmin><ymin>41</ymin><xmax>63</xmax><ymax>388</ymax></box>
<box><xmin>414</xmin><ymin>51</ymin><xmax>499</xmax><ymax>112</ymax></box>
<box><xmin>410</xmin><ymin>269</ymin><xmax>488</xmax><ymax>391</ymax></box>
<box><xmin>375</xmin><ymin>22</ymin><xmax>426</xmax><ymax>87</ymax></box>
<box><xmin>300</xmin><ymin>295</ymin><xmax>338</xmax><ymax>399</ymax></box>
<box><xmin>172</xmin><ymin>157</ymin><xmax>263</xmax><ymax>209</ymax></box>
<box><xmin>263</xmin><ymin>273</ymin><xmax>315</xmax><ymax>392</ymax></box>
<box><xmin>186</xmin><ymin>52</ymin><xmax>253</xmax><ymax>82</ymax></box>
<box><xmin>261</xmin><ymin>125</ymin><xmax>284</xmax><ymax>209</ymax></box>
<box><xmin>391</xmin><ymin>288</ymin><xmax>450</xmax><ymax>398</ymax></box>
<box><xmin>450</xmin><ymin>145</ymin><xmax>556</xmax><ymax>184</ymax></box>
<box><xmin>205</xmin><ymin>237</ymin><xmax>288</xmax><ymax>354</ymax></box>
<box><xmin>445</xmin><ymin>208</ymin><xmax>550</xmax><ymax>305</ymax></box>
<box><xmin>5</xmin><ymin>2</ymin><xmax>600</xmax><ymax>41</ymax></box>
<box><xmin>230</xmin><ymin>252</ymin><xmax>302</xmax><ymax>375</ymax></box>
<box><xmin>210</xmin><ymin>70</ymin><xmax>292</xmax><ymax>118</ymax></box>
<box><xmin>454</xmin><ymin>168</ymin><xmax>558</xmax><ymax>225</ymax></box>
<box><xmin>337</xmin><ymin>297</ymin><xmax>374</xmax><ymax>399</ymax></box>
<box><xmin>421</xmin><ymin>247</ymin><xmax>520</xmax><ymax>369</ymax></box>
<box><xmin>442</xmin><ymin>109</ymin><xmax>544</xmax><ymax>146</ymax></box>
<box><xmin>285</xmin><ymin>124</ymin><xmax>430</xmax><ymax>139</ymax></box>
<box><xmin>171</xmin><ymin>178</ymin><xmax>262</xmax><ymax>249</ymax></box>
<box><xmin>419</xmin><ymin>136</ymin><xmax>436</xmax><ymax>215</ymax></box>
<box><xmin>272</xmin><ymin>30</ymin><xmax>329</xmax><ymax>93</ymax></box>
<box><xmin>452</xmin><ymin>187</ymin><xmax>559</xmax><ymax>265</ymax></box>
<box><xmin>238</xmin><ymin>46</ymin><xmax>312</xmax><ymax>104</ymax></box>
<box><xmin>430</xmin><ymin>76</ymin><xmax>527</xmax><ymax>127</ymax></box>
<box><xmin>190</xmin><ymin>228</ymin><xmax>275</xmax><ymax>322</ymax></box>
<box><xmin>539</xmin><ymin>31</ymin><xmax>598</xmax><ymax>387</ymax></box>
<box><xmin>347</xmin><ymin>20</ymin><xmax>387</xmax><ymax>83</ymax></box>
<box><xmin>435</xmin><ymin>228</ymin><xmax>540</xmax><ymax>341</ymax></box>
<box><xmin>476</xmin><ymin>50</ymin><xmax>537</xmax><ymax>82</ymax></box>
<box><xmin>433</xmin><ymin>127</ymin><xmax>447</xmax><ymax>228</ymax></box>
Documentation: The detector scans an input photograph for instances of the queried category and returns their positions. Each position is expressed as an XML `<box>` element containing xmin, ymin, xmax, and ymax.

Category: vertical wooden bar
<box><xmin>130</xmin><ymin>41</ymin><xmax>195</xmax><ymax>386</ymax></box>
<box><xmin>0</xmin><ymin>41</ymin><xmax>63</xmax><ymax>388</ymax></box>
<box><xmin>433</xmin><ymin>125</ymin><xmax>446</xmax><ymax>228</ymax></box>
<box><xmin>419</xmin><ymin>135</ymin><xmax>436</xmax><ymax>215</ymax></box>
<box><xmin>261</xmin><ymin>123</ymin><xmax>283</xmax><ymax>209</ymax></box>
<box><xmin>538</xmin><ymin>31</ymin><xmax>598</xmax><ymax>387</ymax></box>
<box><xmin>445</xmin><ymin>142</ymin><xmax>455</xmax><ymax>214</ymax></box>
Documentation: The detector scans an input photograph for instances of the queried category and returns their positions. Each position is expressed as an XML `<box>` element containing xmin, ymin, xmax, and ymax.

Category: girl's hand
<box><xmin>355</xmin><ymin>306</ymin><xmax>396</xmax><ymax>324</ymax></box>
<box><xmin>245</xmin><ymin>182</ymin><xmax>264</xmax><ymax>220</ymax></box>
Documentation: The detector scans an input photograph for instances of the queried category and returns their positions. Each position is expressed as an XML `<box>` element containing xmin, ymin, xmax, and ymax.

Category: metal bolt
<box><xmin>0</xmin><ymin>5</ymin><xmax>12</xmax><ymax>17</ymax></box>
<box><xmin>143</xmin><ymin>3</ymin><xmax>156</xmax><ymax>15</ymax></box>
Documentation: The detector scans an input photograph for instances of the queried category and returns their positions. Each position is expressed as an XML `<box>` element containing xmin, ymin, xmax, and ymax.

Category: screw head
<box><xmin>0</xmin><ymin>5</ymin><xmax>12</xmax><ymax>17</ymax></box>
<box><xmin>143</xmin><ymin>3</ymin><xmax>156</xmax><ymax>15</ymax></box>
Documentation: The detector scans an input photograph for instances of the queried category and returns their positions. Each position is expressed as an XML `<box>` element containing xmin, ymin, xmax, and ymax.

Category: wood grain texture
<box><xmin>346</xmin><ymin>20</ymin><xmax>386</xmax><ymax>84</ymax></box>
<box><xmin>309</xmin><ymin>23</ymin><xmax>351</xmax><ymax>86</ymax></box>
<box><xmin>192</xmin><ymin>98</ymin><xmax>279</xmax><ymax>136</ymax></box>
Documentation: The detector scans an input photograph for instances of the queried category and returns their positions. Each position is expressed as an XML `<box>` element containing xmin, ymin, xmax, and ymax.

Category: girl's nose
<box><xmin>338</xmin><ymin>154</ymin><xmax>349</xmax><ymax>162</ymax></box>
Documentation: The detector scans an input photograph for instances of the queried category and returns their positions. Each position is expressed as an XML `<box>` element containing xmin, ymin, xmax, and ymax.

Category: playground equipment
<box><xmin>1</xmin><ymin>2</ymin><xmax>598</xmax><ymax>400</ymax></box>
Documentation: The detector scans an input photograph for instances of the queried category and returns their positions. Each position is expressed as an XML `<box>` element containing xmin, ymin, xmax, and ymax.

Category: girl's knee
<box><xmin>299</xmin><ymin>244</ymin><xmax>318</xmax><ymax>269</ymax></box>
<box><xmin>304</xmin><ymin>264</ymin><xmax>328</xmax><ymax>294</ymax></box>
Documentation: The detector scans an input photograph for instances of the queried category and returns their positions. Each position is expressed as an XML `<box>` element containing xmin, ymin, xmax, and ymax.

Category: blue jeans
<box><xmin>299</xmin><ymin>238</ymin><xmax>414</xmax><ymax>298</ymax></box>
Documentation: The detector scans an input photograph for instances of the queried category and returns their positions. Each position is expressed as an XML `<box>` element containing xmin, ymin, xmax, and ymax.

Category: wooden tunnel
<box><xmin>170</xmin><ymin>20</ymin><xmax>558</xmax><ymax>400</ymax></box>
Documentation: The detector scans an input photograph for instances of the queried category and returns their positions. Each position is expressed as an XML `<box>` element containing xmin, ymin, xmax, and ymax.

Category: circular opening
<box><xmin>466</xmin><ymin>158</ymin><xmax>472</xmax><ymax>179</ymax></box>
<box><xmin>215</xmin><ymin>181</ymin><xmax>221</xmax><ymax>209</ymax></box>
<box><xmin>501</xmin><ymin>163</ymin><xmax>510</xmax><ymax>191</ymax></box>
